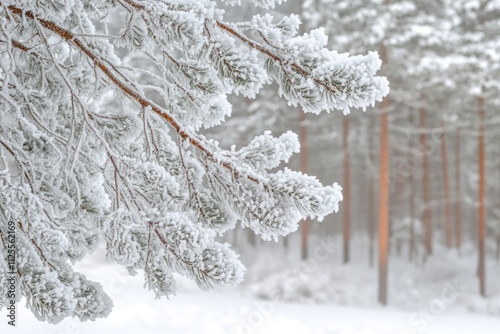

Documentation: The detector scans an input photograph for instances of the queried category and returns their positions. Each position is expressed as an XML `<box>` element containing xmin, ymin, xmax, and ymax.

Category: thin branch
<box><xmin>7</xmin><ymin>5</ymin><xmax>262</xmax><ymax>184</ymax></box>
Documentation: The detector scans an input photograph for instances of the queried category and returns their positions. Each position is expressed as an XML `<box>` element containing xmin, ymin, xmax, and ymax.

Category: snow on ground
<box><xmin>2</xmin><ymin>240</ymin><xmax>500</xmax><ymax>334</ymax></box>
<box><xmin>243</xmin><ymin>235</ymin><xmax>500</xmax><ymax>317</ymax></box>
<box><xmin>2</xmin><ymin>273</ymin><xmax>500</xmax><ymax>334</ymax></box>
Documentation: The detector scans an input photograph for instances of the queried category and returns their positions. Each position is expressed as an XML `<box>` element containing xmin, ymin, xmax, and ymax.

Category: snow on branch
<box><xmin>0</xmin><ymin>0</ymin><xmax>387</xmax><ymax>322</ymax></box>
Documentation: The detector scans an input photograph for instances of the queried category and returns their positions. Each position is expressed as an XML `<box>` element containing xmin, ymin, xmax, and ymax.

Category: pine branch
<box><xmin>6</xmin><ymin>5</ymin><xmax>262</xmax><ymax>184</ymax></box>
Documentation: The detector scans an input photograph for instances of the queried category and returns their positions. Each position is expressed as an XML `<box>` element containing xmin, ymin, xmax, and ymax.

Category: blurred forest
<box><xmin>2</xmin><ymin>1</ymin><xmax>500</xmax><ymax>332</ymax></box>
<box><xmin>208</xmin><ymin>0</ymin><xmax>500</xmax><ymax>309</ymax></box>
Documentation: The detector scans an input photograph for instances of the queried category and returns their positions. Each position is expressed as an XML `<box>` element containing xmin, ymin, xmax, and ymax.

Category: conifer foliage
<box><xmin>0</xmin><ymin>0</ymin><xmax>388</xmax><ymax>322</ymax></box>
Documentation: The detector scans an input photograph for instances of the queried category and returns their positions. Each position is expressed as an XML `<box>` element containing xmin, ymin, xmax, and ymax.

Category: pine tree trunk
<box><xmin>300</xmin><ymin>109</ymin><xmax>309</xmax><ymax>260</ymax></box>
<box><xmin>420</xmin><ymin>107</ymin><xmax>433</xmax><ymax>256</ymax></box>
<box><xmin>248</xmin><ymin>229</ymin><xmax>256</xmax><ymax>247</ymax></box>
<box><xmin>408</xmin><ymin>113</ymin><xmax>416</xmax><ymax>262</ymax></box>
<box><xmin>478</xmin><ymin>96</ymin><xmax>486</xmax><ymax>297</ymax></box>
<box><xmin>496</xmin><ymin>235</ymin><xmax>500</xmax><ymax>263</ymax></box>
<box><xmin>378</xmin><ymin>102</ymin><xmax>390</xmax><ymax>305</ymax></box>
<box><xmin>455</xmin><ymin>129</ymin><xmax>462</xmax><ymax>249</ymax></box>
<box><xmin>441</xmin><ymin>122</ymin><xmax>453</xmax><ymax>249</ymax></box>
<box><xmin>297</xmin><ymin>0</ymin><xmax>310</xmax><ymax>261</ymax></box>
<box><xmin>409</xmin><ymin>170</ymin><xmax>416</xmax><ymax>262</ymax></box>
<box><xmin>343</xmin><ymin>115</ymin><xmax>351</xmax><ymax>264</ymax></box>
<box><xmin>378</xmin><ymin>43</ymin><xmax>390</xmax><ymax>306</ymax></box>
<box><xmin>497</xmin><ymin>137</ymin><xmax>500</xmax><ymax>263</ymax></box>
<box><xmin>233</xmin><ymin>228</ymin><xmax>238</xmax><ymax>248</ymax></box>
<box><xmin>369</xmin><ymin>113</ymin><xmax>375</xmax><ymax>268</ymax></box>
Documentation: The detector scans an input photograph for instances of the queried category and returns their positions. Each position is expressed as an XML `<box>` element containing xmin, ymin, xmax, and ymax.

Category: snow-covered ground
<box><xmin>2</xmin><ymin>239</ymin><xmax>500</xmax><ymax>334</ymax></box>
<box><xmin>2</xmin><ymin>278</ymin><xmax>499</xmax><ymax>334</ymax></box>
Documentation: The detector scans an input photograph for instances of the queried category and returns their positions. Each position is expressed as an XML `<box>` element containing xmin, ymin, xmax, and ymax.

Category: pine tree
<box><xmin>451</xmin><ymin>0</ymin><xmax>500</xmax><ymax>296</ymax></box>
<box><xmin>0</xmin><ymin>0</ymin><xmax>388</xmax><ymax>322</ymax></box>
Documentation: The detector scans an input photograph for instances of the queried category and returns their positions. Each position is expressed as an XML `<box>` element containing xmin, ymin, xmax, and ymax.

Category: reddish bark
<box><xmin>408</xmin><ymin>114</ymin><xmax>416</xmax><ymax>262</ymax></box>
<box><xmin>343</xmin><ymin>115</ymin><xmax>351</xmax><ymax>264</ymax></box>
<box><xmin>368</xmin><ymin>114</ymin><xmax>376</xmax><ymax>267</ymax></box>
<box><xmin>455</xmin><ymin>129</ymin><xmax>462</xmax><ymax>249</ymax></box>
<box><xmin>378</xmin><ymin>42</ymin><xmax>390</xmax><ymax>305</ymax></box>
<box><xmin>441</xmin><ymin>122</ymin><xmax>453</xmax><ymax>248</ymax></box>
<box><xmin>478</xmin><ymin>96</ymin><xmax>486</xmax><ymax>297</ymax></box>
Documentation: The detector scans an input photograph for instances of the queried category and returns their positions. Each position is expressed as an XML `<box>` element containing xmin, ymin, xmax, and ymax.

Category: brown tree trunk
<box><xmin>248</xmin><ymin>229</ymin><xmax>256</xmax><ymax>247</ymax></box>
<box><xmin>378</xmin><ymin>43</ymin><xmax>390</xmax><ymax>306</ymax></box>
<box><xmin>455</xmin><ymin>129</ymin><xmax>462</xmax><ymax>249</ymax></box>
<box><xmin>408</xmin><ymin>114</ymin><xmax>416</xmax><ymax>262</ymax></box>
<box><xmin>233</xmin><ymin>228</ymin><xmax>238</xmax><ymax>248</ymax></box>
<box><xmin>441</xmin><ymin>121</ymin><xmax>453</xmax><ymax>249</ymax></box>
<box><xmin>496</xmin><ymin>236</ymin><xmax>500</xmax><ymax>263</ymax></box>
<box><xmin>300</xmin><ymin>109</ymin><xmax>309</xmax><ymax>260</ymax></box>
<box><xmin>478</xmin><ymin>96</ymin><xmax>486</xmax><ymax>297</ymax></box>
<box><xmin>378</xmin><ymin>102</ymin><xmax>390</xmax><ymax>305</ymax></box>
<box><xmin>409</xmin><ymin>169</ymin><xmax>416</xmax><ymax>262</ymax></box>
<box><xmin>368</xmin><ymin>114</ymin><xmax>375</xmax><ymax>267</ymax></box>
<box><xmin>420</xmin><ymin>107</ymin><xmax>433</xmax><ymax>256</ymax></box>
<box><xmin>343</xmin><ymin>115</ymin><xmax>351</xmax><ymax>264</ymax></box>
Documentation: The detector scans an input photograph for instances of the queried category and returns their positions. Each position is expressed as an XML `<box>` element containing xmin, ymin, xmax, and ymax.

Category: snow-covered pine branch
<box><xmin>0</xmin><ymin>0</ymin><xmax>388</xmax><ymax>322</ymax></box>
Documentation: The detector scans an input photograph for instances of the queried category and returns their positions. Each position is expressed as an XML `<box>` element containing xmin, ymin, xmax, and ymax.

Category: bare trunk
<box><xmin>378</xmin><ymin>42</ymin><xmax>389</xmax><ymax>306</ymax></box>
<box><xmin>247</xmin><ymin>229</ymin><xmax>256</xmax><ymax>247</ymax></box>
<box><xmin>378</xmin><ymin>103</ymin><xmax>390</xmax><ymax>305</ymax></box>
<box><xmin>409</xmin><ymin>114</ymin><xmax>416</xmax><ymax>262</ymax></box>
<box><xmin>420</xmin><ymin>107</ymin><xmax>433</xmax><ymax>256</ymax></box>
<box><xmin>497</xmin><ymin>136</ymin><xmax>500</xmax><ymax>263</ymax></box>
<box><xmin>343</xmin><ymin>115</ymin><xmax>351</xmax><ymax>264</ymax></box>
<box><xmin>300</xmin><ymin>109</ymin><xmax>309</xmax><ymax>260</ymax></box>
<box><xmin>455</xmin><ymin>129</ymin><xmax>462</xmax><ymax>249</ymax></box>
<box><xmin>478</xmin><ymin>96</ymin><xmax>486</xmax><ymax>297</ymax></box>
<box><xmin>496</xmin><ymin>236</ymin><xmax>500</xmax><ymax>263</ymax></box>
<box><xmin>441</xmin><ymin>121</ymin><xmax>452</xmax><ymax>249</ymax></box>
<box><xmin>409</xmin><ymin>173</ymin><xmax>416</xmax><ymax>262</ymax></box>
<box><xmin>369</xmin><ymin>114</ymin><xmax>375</xmax><ymax>267</ymax></box>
